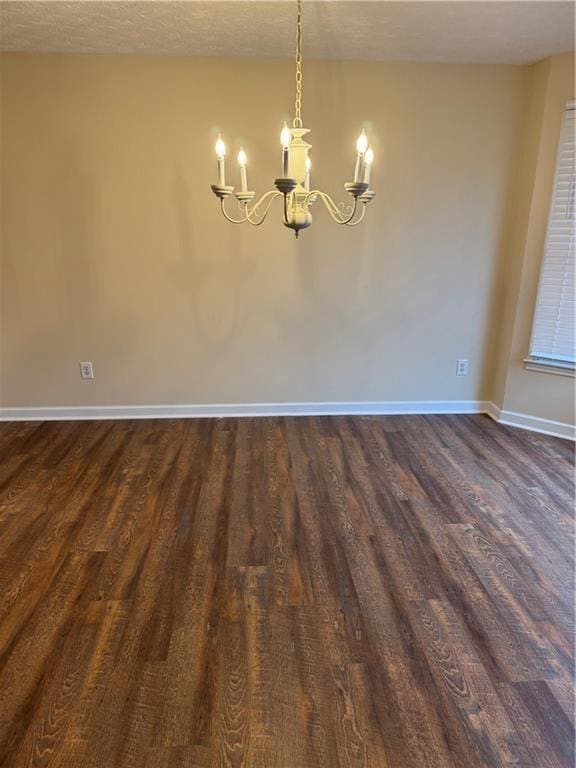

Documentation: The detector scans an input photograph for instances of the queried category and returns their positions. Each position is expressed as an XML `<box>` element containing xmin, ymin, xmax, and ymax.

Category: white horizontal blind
<box><xmin>529</xmin><ymin>101</ymin><xmax>575</xmax><ymax>365</ymax></box>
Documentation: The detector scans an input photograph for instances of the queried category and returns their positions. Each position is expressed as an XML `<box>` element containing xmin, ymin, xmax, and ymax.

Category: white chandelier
<box><xmin>210</xmin><ymin>0</ymin><xmax>376</xmax><ymax>237</ymax></box>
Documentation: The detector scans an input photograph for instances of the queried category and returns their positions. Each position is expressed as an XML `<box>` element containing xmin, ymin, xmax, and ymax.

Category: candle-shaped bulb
<box><xmin>356</xmin><ymin>129</ymin><xmax>368</xmax><ymax>155</ymax></box>
<box><xmin>237</xmin><ymin>147</ymin><xmax>248</xmax><ymax>192</ymax></box>
<box><xmin>280</xmin><ymin>122</ymin><xmax>291</xmax><ymax>149</ymax></box>
<box><xmin>215</xmin><ymin>135</ymin><xmax>226</xmax><ymax>159</ymax></box>
<box><xmin>215</xmin><ymin>135</ymin><xmax>226</xmax><ymax>185</ymax></box>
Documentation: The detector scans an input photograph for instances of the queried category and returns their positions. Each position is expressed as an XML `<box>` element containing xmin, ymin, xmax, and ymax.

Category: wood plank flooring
<box><xmin>0</xmin><ymin>414</ymin><xmax>573</xmax><ymax>767</ymax></box>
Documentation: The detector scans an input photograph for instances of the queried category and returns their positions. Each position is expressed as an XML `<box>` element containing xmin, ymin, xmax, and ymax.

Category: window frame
<box><xmin>525</xmin><ymin>99</ymin><xmax>575</xmax><ymax>377</ymax></box>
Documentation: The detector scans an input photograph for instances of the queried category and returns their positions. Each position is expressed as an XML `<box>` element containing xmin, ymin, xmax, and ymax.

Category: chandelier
<box><xmin>210</xmin><ymin>0</ymin><xmax>376</xmax><ymax>237</ymax></box>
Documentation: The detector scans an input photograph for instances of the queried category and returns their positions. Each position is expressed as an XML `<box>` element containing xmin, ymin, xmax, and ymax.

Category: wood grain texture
<box><xmin>0</xmin><ymin>414</ymin><xmax>573</xmax><ymax>767</ymax></box>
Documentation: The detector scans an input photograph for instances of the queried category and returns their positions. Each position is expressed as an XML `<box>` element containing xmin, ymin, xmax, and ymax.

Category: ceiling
<box><xmin>0</xmin><ymin>1</ymin><xmax>574</xmax><ymax>65</ymax></box>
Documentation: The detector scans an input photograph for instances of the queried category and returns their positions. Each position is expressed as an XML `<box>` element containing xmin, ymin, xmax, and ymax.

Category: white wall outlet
<box><xmin>80</xmin><ymin>361</ymin><xmax>94</xmax><ymax>380</ymax></box>
<box><xmin>456</xmin><ymin>359</ymin><xmax>469</xmax><ymax>377</ymax></box>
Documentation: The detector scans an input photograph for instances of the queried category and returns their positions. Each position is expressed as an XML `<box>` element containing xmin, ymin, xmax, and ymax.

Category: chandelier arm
<box><xmin>220</xmin><ymin>191</ymin><xmax>281</xmax><ymax>225</ymax></box>
<box><xmin>245</xmin><ymin>191</ymin><xmax>283</xmax><ymax>226</ymax></box>
<box><xmin>220</xmin><ymin>198</ymin><xmax>252</xmax><ymax>224</ymax></box>
<box><xmin>304</xmin><ymin>190</ymin><xmax>338</xmax><ymax>216</ymax></box>
<box><xmin>326</xmin><ymin>196</ymin><xmax>353</xmax><ymax>219</ymax></box>
<box><xmin>343</xmin><ymin>205</ymin><xmax>367</xmax><ymax>227</ymax></box>
<box><xmin>314</xmin><ymin>192</ymin><xmax>359</xmax><ymax>225</ymax></box>
<box><xmin>338</xmin><ymin>198</ymin><xmax>359</xmax><ymax>225</ymax></box>
<box><xmin>282</xmin><ymin>192</ymin><xmax>291</xmax><ymax>226</ymax></box>
<box><xmin>332</xmin><ymin>196</ymin><xmax>358</xmax><ymax>225</ymax></box>
<box><xmin>306</xmin><ymin>191</ymin><xmax>352</xmax><ymax>221</ymax></box>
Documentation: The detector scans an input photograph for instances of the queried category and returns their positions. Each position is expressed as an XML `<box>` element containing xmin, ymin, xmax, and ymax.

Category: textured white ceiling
<box><xmin>0</xmin><ymin>1</ymin><xmax>574</xmax><ymax>65</ymax></box>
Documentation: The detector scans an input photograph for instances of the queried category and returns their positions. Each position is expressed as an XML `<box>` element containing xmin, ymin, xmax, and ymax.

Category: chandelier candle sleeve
<box><xmin>238</xmin><ymin>148</ymin><xmax>248</xmax><ymax>192</ymax></box>
<box><xmin>364</xmin><ymin>147</ymin><xmax>374</xmax><ymax>185</ymax></box>
<box><xmin>305</xmin><ymin>156</ymin><xmax>311</xmax><ymax>191</ymax></box>
<box><xmin>281</xmin><ymin>122</ymin><xmax>291</xmax><ymax>176</ymax></box>
<box><xmin>215</xmin><ymin>136</ymin><xmax>226</xmax><ymax>186</ymax></box>
<box><xmin>354</xmin><ymin>130</ymin><xmax>368</xmax><ymax>183</ymax></box>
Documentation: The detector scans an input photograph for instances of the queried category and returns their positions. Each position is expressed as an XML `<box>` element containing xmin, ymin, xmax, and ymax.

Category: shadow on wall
<box><xmin>168</xmin><ymin>167</ymin><xmax>257</xmax><ymax>352</ymax></box>
<box><xmin>270</xmin><ymin>215</ymin><xmax>386</xmax><ymax>393</ymax></box>
<box><xmin>479</xmin><ymin>162</ymin><xmax>521</xmax><ymax>404</ymax></box>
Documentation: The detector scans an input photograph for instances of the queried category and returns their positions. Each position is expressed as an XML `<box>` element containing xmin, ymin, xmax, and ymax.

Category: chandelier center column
<box><xmin>287</xmin><ymin>128</ymin><xmax>311</xmax><ymax>187</ymax></box>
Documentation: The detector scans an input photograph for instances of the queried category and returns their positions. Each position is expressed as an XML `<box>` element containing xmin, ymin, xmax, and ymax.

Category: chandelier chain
<box><xmin>293</xmin><ymin>0</ymin><xmax>303</xmax><ymax>128</ymax></box>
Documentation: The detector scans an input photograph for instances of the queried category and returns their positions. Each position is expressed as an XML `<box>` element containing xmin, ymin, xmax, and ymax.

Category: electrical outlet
<box><xmin>80</xmin><ymin>361</ymin><xmax>94</xmax><ymax>380</ymax></box>
<box><xmin>456</xmin><ymin>359</ymin><xmax>469</xmax><ymax>377</ymax></box>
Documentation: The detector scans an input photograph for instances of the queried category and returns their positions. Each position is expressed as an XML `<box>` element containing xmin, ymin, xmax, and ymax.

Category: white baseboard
<box><xmin>1</xmin><ymin>399</ymin><xmax>572</xmax><ymax>440</ymax></box>
<box><xmin>485</xmin><ymin>402</ymin><xmax>502</xmax><ymax>423</ymax></box>
<box><xmin>0</xmin><ymin>400</ymin><xmax>490</xmax><ymax>422</ymax></box>
<box><xmin>486</xmin><ymin>403</ymin><xmax>575</xmax><ymax>441</ymax></box>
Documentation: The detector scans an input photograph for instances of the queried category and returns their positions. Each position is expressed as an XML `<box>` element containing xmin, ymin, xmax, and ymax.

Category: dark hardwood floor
<box><xmin>0</xmin><ymin>414</ymin><xmax>573</xmax><ymax>767</ymax></box>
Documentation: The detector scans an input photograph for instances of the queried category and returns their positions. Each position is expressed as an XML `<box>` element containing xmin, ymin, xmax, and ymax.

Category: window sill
<box><xmin>523</xmin><ymin>357</ymin><xmax>576</xmax><ymax>378</ymax></box>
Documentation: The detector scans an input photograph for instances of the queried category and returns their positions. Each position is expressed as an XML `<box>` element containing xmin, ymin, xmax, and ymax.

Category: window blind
<box><xmin>529</xmin><ymin>100</ymin><xmax>575</xmax><ymax>366</ymax></box>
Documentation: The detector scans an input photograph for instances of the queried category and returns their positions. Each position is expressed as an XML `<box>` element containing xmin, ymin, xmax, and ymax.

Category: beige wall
<box><xmin>0</xmin><ymin>52</ymin><xmax>568</xmax><ymax>415</ymax></box>
<box><xmin>492</xmin><ymin>53</ymin><xmax>575</xmax><ymax>424</ymax></box>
